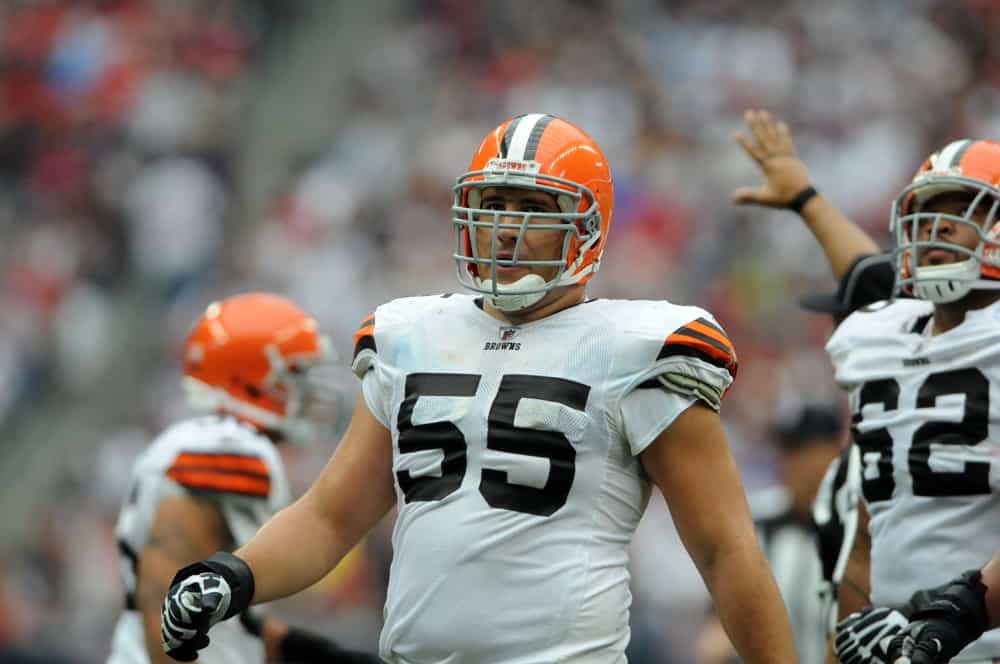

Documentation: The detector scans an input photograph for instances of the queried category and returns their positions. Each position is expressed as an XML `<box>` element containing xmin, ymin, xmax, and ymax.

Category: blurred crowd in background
<box><xmin>2</xmin><ymin>0</ymin><xmax>1000</xmax><ymax>661</ymax></box>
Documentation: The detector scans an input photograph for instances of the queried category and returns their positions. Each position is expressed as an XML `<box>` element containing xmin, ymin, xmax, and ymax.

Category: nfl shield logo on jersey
<box><xmin>484</xmin><ymin>326</ymin><xmax>522</xmax><ymax>351</ymax></box>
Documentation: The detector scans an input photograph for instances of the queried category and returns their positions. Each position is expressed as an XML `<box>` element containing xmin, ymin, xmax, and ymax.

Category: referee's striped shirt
<box><xmin>750</xmin><ymin>487</ymin><xmax>829</xmax><ymax>664</ymax></box>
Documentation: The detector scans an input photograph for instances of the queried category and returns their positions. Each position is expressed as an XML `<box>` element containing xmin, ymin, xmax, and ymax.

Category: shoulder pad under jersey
<box><xmin>352</xmin><ymin>294</ymin><xmax>466</xmax><ymax>377</ymax></box>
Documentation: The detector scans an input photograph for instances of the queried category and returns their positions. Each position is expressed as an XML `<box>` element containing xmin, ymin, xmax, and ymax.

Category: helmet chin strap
<box><xmin>913</xmin><ymin>258</ymin><xmax>979</xmax><ymax>303</ymax></box>
<box><xmin>479</xmin><ymin>274</ymin><xmax>547</xmax><ymax>312</ymax></box>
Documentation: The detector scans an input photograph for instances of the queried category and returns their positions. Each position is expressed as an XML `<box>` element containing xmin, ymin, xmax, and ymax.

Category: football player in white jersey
<box><xmin>731</xmin><ymin>109</ymin><xmax>895</xmax><ymax>663</ymax></box>
<box><xmin>107</xmin><ymin>292</ymin><xmax>380</xmax><ymax>664</ymax></box>
<box><xmin>158</xmin><ymin>114</ymin><xmax>797</xmax><ymax>664</ymax></box>
<box><xmin>826</xmin><ymin>139</ymin><xmax>1000</xmax><ymax>664</ymax></box>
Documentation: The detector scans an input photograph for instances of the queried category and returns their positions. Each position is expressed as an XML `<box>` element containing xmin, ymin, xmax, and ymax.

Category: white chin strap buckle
<box><xmin>480</xmin><ymin>274</ymin><xmax>548</xmax><ymax>312</ymax></box>
<box><xmin>912</xmin><ymin>258</ymin><xmax>978</xmax><ymax>303</ymax></box>
<box><xmin>914</xmin><ymin>279</ymin><xmax>973</xmax><ymax>303</ymax></box>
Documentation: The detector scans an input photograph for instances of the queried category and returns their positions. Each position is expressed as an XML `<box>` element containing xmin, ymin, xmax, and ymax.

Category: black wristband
<box><xmin>170</xmin><ymin>551</ymin><xmax>255</xmax><ymax>621</ymax></box>
<box><xmin>787</xmin><ymin>185</ymin><xmax>818</xmax><ymax>214</ymax></box>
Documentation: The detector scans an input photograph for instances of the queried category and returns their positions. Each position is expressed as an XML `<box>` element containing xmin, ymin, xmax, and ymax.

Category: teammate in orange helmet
<box><xmin>108</xmin><ymin>292</ymin><xmax>380</xmax><ymax>664</ymax></box>
<box><xmin>161</xmin><ymin>115</ymin><xmax>796</xmax><ymax>663</ymax></box>
<box><xmin>822</xmin><ymin>138</ymin><xmax>1000</xmax><ymax>664</ymax></box>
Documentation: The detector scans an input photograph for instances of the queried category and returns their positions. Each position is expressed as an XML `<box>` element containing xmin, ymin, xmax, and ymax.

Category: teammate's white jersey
<box><xmin>107</xmin><ymin>415</ymin><xmax>290</xmax><ymax>664</ymax></box>
<box><xmin>352</xmin><ymin>293</ymin><xmax>737</xmax><ymax>664</ymax></box>
<box><xmin>828</xmin><ymin>298</ymin><xmax>1000</xmax><ymax>662</ymax></box>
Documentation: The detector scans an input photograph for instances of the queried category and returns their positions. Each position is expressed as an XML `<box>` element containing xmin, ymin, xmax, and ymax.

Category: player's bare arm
<box><xmin>734</xmin><ymin>108</ymin><xmax>880</xmax><ymax>280</ymax></box>
<box><xmin>641</xmin><ymin>402</ymin><xmax>797</xmax><ymax>664</ymax></box>
<box><xmin>235</xmin><ymin>394</ymin><xmax>396</xmax><ymax>604</ymax></box>
<box><xmin>983</xmin><ymin>552</ymin><xmax>1000</xmax><ymax>628</ymax></box>
<box><xmin>139</xmin><ymin>494</ymin><xmax>232</xmax><ymax>663</ymax></box>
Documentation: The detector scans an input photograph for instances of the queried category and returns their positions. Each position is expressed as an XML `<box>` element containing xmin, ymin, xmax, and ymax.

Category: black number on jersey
<box><xmin>396</xmin><ymin>373</ymin><xmax>481</xmax><ymax>502</ymax></box>
<box><xmin>481</xmin><ymin>374</ymin><xmax>590</xmax><ymax>516</ymax></box>
<box><xmin>396</xmin><ymin>372</ymin><xmax>590</xmax><ymax>516</ymax></box>
<box><xmin>910</xmin><ymin>368</ymin><xmax>990</xmax><ymax>496</ymax></box>
<box><xmin>855</xmin><ymin>368</ymin><xmax>990</xmax><ymax>502</ymax></box>
<box><xmin>851</xmin><ymin>379</ymin><xmax>898</xmax><ymax>502</ymax></box>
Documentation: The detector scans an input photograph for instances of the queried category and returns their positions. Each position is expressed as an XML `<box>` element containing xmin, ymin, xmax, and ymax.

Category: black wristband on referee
<box><xmin>170</xmin><ymin>551</ymin><xmax>256</xmax><ymax>621</ymax></box>
<box><xmin>787</xmin><ymin>185</ymin><xmax>818</xmax><ymax>214</ymax></box>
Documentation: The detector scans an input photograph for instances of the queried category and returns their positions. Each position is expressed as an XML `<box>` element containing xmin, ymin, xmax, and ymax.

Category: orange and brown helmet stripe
<box><xmin>353</xmin><ymin>311</ymin><xmax>376</xmax><ymax>360</ymax></box>
<box><xmin>166</xmin><ymin>452</ymin><xmax>271</xmax><ymax>497</ymax></box>
<box><xmin>658</xmin><ymin>317</ymin><xmax>738</xmax><ymax>378</ymax></box>
<box><xmin>498</xmin><ymin>113</ymin><xmax>557</xmax><ymax>161</ymax></box>
<box><xmin>903</xmin><ymin>139</ymin><xmax>1000</xmax><ymax>214</ymax></box>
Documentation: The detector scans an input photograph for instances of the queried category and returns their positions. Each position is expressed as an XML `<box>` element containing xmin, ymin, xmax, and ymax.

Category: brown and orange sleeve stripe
<box><xmin>166</xmin><ymin>452</ymin><xmax>271</xmax><ymax>497</ymax></box>
<box><xmin>658</xmin><ymin>317</ymin><xmax>738</xmax><ymax>378</ymax></box>
<box><xmin>353</xmin><ymin>312</ymin><xmax>376</xmax><ymax>361</ymax></box>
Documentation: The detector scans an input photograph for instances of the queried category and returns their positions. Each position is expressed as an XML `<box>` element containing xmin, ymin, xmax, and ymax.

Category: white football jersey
<box><xmin>107</xmin><ymin>415</ymin><xmax>291</xmax><ymax>664</ymax></box>
<box><xmin>828</xmin><ymin>299</ymin><xmax>1000</xmax><ymax>661</ymax></box>
<box><xmin>352</xmin><ymin>293</ymin><xmax>737</xmax><ymax>664</ymax></box>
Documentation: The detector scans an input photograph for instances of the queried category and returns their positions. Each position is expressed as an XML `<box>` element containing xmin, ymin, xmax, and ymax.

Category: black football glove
<box><xmin>161</xmin><ymin>552</ymin><xmax>255</xmax><ymax>662</ymax></box>
<box><xmin>279</xmin><ymin>626</ymin><xmax>383</xmax><ymax>664</ymax></box>
<box><xmin>835</xmin><ymin>605</ymin><xmax>910</xmax><ymax>664</ymax></box>
<box><xmin>886</xmin><ymin>570</ymin><xmax>988</xmax><ymax>664</ymax></box>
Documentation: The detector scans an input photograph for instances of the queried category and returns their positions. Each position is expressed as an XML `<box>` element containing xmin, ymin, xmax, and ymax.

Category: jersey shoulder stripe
<box><xmin>354</xmin><ymin>311</ymin><xmax>377</xmax><ymax>361</ymax></box>
<box><xmin>166</xmin><ymin>452</ymin><xmax>271</xmax><ymax>497</ymax></box>
<box><xmin>659</xmin><ymin>316</ymin><xmax>737</xmax><ymax>377</ymax></box>
<box><xmin>351</xmin><ymin>294</ymin><xmax>471</xmax><ymax>378</ymax></box>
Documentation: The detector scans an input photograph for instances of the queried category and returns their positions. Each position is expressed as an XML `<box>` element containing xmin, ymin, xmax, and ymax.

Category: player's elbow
<box><xmin>694</xmin><ymin>524</ymin><xmax>766</xmax><ymax>591</ymax></box>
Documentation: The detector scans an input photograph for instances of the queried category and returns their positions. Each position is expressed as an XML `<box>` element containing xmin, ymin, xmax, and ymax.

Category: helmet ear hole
<box><xmin>245</xmin><ymin>384</ymin><xmax>261</xmax><ymax>398</ymax></box>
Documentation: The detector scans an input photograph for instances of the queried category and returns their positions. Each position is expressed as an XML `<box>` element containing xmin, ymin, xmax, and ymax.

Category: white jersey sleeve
<box><xmin>108</xmin><ymin>416</ymin><xmax>289</xmax><ymax>664</ymax></box>
<box><xmin>611</xmin><ymin>302</ymin><xmax>738</xmax><ymax>455</ymax></box>
<box><xmin>353</xmin><ymin>303</ymin><xmax>410</xmax><ymax>428</ymax></box>
<box><xmin>618</xmin><ymin>388</ymin><xmax>698</xmax><ymax>456</ymax></box>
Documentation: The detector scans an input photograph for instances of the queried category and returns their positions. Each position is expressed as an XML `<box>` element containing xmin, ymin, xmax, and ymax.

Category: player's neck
<box><xmin>931</xmin><ymin>290</ymin><xmax>1000</xmax><ymax>335</ymax></box>
<box><xmin>483</xmin><ymin>285</ymin><xmax>586</xmax><ymax>325</ymax></box>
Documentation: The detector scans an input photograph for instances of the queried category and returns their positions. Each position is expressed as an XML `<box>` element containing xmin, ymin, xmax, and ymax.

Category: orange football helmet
<box><xmin>892</xmin><ymin>139</ymin><xmax>1000</xmax><ymax>303</ymax></box>
<box><xmin>452</xmin><ymin>114</ymin><xmax>614</xmax><ymax>311</ymax></box>
<box><xmin>183</xmin><ymin>292</ymin><xmax>337</xmax><ymax>442</ymax></box>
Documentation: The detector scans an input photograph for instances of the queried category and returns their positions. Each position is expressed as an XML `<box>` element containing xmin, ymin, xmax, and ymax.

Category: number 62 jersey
<box><xmin>352</xmin><ymin>293</ymin><xmax>737</xmax><ymax>664</ymax></box>
<box><xmin>827</xmin><ymin>298</ymin><xmax>1000</xmax><ymax>662</ymax></box>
